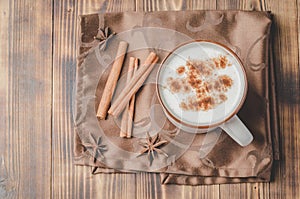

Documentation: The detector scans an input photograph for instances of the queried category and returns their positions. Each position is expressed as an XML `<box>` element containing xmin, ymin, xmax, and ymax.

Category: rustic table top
<box><xmin>0</xmin><ymin>0</ymin><xmax>299</xmax><ymax>198</ymax></box>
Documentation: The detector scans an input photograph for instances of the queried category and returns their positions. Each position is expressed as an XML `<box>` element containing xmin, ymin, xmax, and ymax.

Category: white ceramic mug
<box><xmin>156</xmin><ymin>40</ymin><xmax>253</xmax><ymax>146</ymax></box>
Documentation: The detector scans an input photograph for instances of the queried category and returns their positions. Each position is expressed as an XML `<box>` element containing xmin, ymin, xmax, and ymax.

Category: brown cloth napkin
<box><xmin>73</xmin><ymin>10</ymin><xmax>279</xmax><ymax>185</ymax></box>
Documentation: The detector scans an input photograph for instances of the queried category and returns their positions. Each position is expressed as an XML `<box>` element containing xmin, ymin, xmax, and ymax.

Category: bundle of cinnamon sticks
<box><xmin>96</xmin><ymin>41</ymin><xmax>159</xmax><ymax>138</ymax></box>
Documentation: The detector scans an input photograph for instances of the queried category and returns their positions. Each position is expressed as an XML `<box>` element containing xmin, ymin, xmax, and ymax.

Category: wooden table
<box><xmin>0</xmin><ymin>0</ymin><xmax>299</xmax><ymax>198</ymax></box>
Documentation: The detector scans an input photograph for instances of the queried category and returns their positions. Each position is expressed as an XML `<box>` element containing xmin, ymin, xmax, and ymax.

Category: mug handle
<box><xmin>220</xmin><ymin>115</ymin><xmax>253</xmax><ymax>146</ymax></box>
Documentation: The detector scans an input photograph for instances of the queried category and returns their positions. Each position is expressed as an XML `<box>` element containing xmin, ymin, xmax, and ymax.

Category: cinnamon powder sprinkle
<box><xmin>167</xmin><ymin>77</ymin><xmax>191</xmax><ymax>93</ymax></box>
<box><xmin>176</xmin><ymin>66</ymin><xmax>185</xmax><ymax>75</ymax></box>
<box><xmin>219</xmin><ymin>75</ymin><xmax>233</xmax><ymax>87</ymax></box>
<box><xmin>167</xmin><ymin>77</ymin><xmax>181</xmax><ymax>93</ymax></box>
<box><xmin>213</xmin><ymin>55</ymin><xmax>231</xmax><ymax>69</ymax></box>
<box><xmin>166</xmin><ymin>55</ymin><xmax>233</xmax><ymax>111</ymax></box>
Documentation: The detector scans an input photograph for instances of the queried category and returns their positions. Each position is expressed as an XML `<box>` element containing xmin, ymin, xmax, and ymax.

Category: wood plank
<box><xmin>217</xmin><ymin>0</ymin><xmax>240</xmax><ymax>9</ymax></box>
<box><xmin>216</xmin><ymin>0</ymin><xmax>248</xmax><ymax>198</ymax></box>
<box><xmin>0</xmin><ymin>0</ymin><xmax>52</xmax><ymax>198</ymax></box>
<box><xmin>51</xmin><ymin>0</ymin><xmax>137</xmax><ymax>198</ymax></box>
<box><xmin>185</xmin><ymin>0</ymin><xmax>217</xmax><ymax>10</ymax></box>
<box><xmin>264</xmin><ymin>0</ymin><xmax>300</xmax><ymax>198</ymax></box>
<box><xmin>140</xmin><ymin>0</ymin><xmax>217</xmax><ymax>11</ymax></box>
<box><xmin>139</xmin><ymin>1</ymin><xmax>220</xmax><ymax>199</ymax></box>
<box><xmin>51</xmin><ymin>0</ymin><xmax>99</xmax><ymax>197</ymax></box>
<box><xmin>216</xmin><ymin>1</ymin><xmax>273</xmax><ymax>199</ymax></box>
<box><xmin>51</xmin><ymin>0</ymin><xmax>102</xmax><ymax>198</ymax></box>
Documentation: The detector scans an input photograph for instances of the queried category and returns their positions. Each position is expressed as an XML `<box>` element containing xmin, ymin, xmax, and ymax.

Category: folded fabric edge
<box><xmin>78</xmin><ymin>10</ymin><xmax>272</xmax><ymax>18</ymax></box>
<box><xmin>269</xmin><ymin>16</ymin><xmax>280</xmax><ymax>160</ymax></box>
<box><xmin>73</xmin><ymin>127</ymin><xmax>273</xmax><ymax>185</ymax></box>
<box><xmin>160</xmin><ymin>173</ymin><xmax>270</xmax><ymax>185</ymax></box>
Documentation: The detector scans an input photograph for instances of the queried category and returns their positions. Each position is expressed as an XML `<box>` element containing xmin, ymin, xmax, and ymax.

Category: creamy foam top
<box><xmin>158</xmin><ymin>41</ymin><xmax>246</xmax><ymax>126</ymax></box>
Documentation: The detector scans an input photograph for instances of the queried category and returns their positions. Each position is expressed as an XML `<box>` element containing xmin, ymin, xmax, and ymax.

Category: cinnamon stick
<box><xmin>126</xmin><ymin>58</ymin><xmax>139</xmax><ymax>138</ymax></box>
<box><xmin>120</xmin><ymin>57</ymin><xmax>135</xmax><ymax>137</ymax></box>
<box><xmin>108</xmin><ymin>52</ymin><xmax>158</xmax><ymax>117</ymax></box>
<box><xmin>96</xmin><ymin>41</ymin><xmax>128</xmax><ymax>119</ymax></box>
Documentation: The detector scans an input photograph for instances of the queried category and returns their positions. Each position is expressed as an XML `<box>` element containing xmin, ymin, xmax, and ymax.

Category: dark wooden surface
<box><xmin>0</xmin><ymin>0</ymin><xmax>299</xmax><ymax>198</ymax></box>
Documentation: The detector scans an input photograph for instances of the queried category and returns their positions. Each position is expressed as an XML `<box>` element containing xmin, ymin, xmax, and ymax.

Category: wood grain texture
<box><xmin>216</xmin><ymin>1</ymin><xmax>269</xmax><ymax>198</ymax></box>
<box><xmin>0</xmin><ymin>0</ymin><xmax>299</xmax><ymax>198</ymax></box>
<box><xmin>139</xmin><ymin>1</ymin><xmax>220</xmax><ymax>199</ymax></box>
<box><xmin>52</xmin><ymin>0</ymin><xmax>103</xmax><ymax>198</ymax></box>
<box><xmin>0</xmin><ymin>0</ymin><xmax>52</xmax><ymax>198</ymax></box>
<box><xmin>51</xmin><ymin>0</ymin><xmax>137</xmax><ymax>198</ymax></box>
<box><xmin>264</xmin><ymin>0</ymin><xmax>300</xmax><ymax>198</ymax></box>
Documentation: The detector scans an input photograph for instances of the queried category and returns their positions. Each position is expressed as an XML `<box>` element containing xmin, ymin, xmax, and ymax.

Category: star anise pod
<box><xmin>85</xmin><ymin>134</ymin><xmax>107</xmax><ymax>163</ymax></box>
<box><xmin>78</xmin><ymin>27</ymin><xmax>115</xmax><ymax>60</ymax></box>
<box><xmin>94</xmin><ymin>27</ymin><xmax>115</xmax><ymax>50</ymax></box>
<box><xmin>138</xmin><ymin>132</ymin><xmax>168</xmax><ymax>165</ymax></box>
